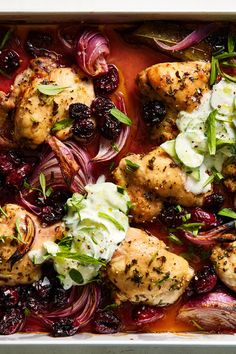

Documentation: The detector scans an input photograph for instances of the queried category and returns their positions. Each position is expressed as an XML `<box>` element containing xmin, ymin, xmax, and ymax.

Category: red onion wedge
<box><xmin>29</xmin><ymin>284</ymin><xmax>101</xmax><ymax>335</ymax></box>
<box><xmin>178</xmin><ymin>291</ymin><xmax>236</xmax><ymax>332</ymax></box>
<box><xmin>179</xmin><ymin>220</ymin><xmax>236</xmax><ymax>246</ymax></box>
<box><xmin>154</xmin><ymin>23</ymin><xmax>217</xmax><ymax>52</ymax></box>
<box><xmin>77</xmin><ymin>29</ymin><xmax>110</xmax><ymax>77</ymax></box>
<box><xmin>92</xmin><ymin>92</ymin><xmax>131</xmax><ymax>163</ymax></box>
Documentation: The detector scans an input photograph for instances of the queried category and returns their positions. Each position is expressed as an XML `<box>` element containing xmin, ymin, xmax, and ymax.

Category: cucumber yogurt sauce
<box><xmin>161</xmin><ymin>79</ymin><xmax>236</xmax><ymax>194</ymax></box>
<box><xmin>30</xmin><ymin>180</ymin><xmax>130</xmax><ymax>289</ymax></box>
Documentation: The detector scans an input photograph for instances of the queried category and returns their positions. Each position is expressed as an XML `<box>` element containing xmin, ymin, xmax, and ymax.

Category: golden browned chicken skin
<box><xmin>113</xmin><ymin>147</ymin><xmax>208</xmax><ymax>223</ymax></box>
<box><xmin>223</xmin><ymin>158</ymin><xmax>236</xmax><ymax>193</ymax></box>
<box><xmin>0</xmin><ymin>204</ymin><xmax>64</xmax><ymax>286</ymax></box>
<box><xmin>0</xmin><ymin>57</ymin><xmax>95</xmax><ymax>148</ymax></box>
<box><xmin>211</xmin><ymin>241</ymin><xmax>236</xmax><ymax>292</ymax></box>
<box><xmin>107</xmin><ymin>227</ymin><xmax>194</xmax><ymax>305</ymax></box>
<box><xmin>137</xmin><ymin>61</ymin><xmax>211</xmax><ymax>144</ymax></box>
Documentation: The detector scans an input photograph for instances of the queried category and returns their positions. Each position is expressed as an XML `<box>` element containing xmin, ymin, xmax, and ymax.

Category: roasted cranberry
<box><xmin>190</xmin><ymin>207</ymin><xmax>218</xmax><ymax>230</ymax></box>
<box><xmin>100</xmin><ymin>114</ymin><xmax>121</xmax><ymax>140</ymax></box>
<box><xmin>0</xmin><ymin>152</ymin><xmax>15</xmax><ymax>174</ymax></box>
<box><xmin>0</xmin><ymin>49</ymin><xmax>20</xmax><ymax>75</ymax></box>
<box><xmin>143</xmin><ymin>100</ymin><xmax>166</xmax><ymax>126</ymax></box>
<box><xmin>93</xmin><ymin>310</ymin><xmax>121</xmax><ymax>334</ymax></box>
<box><xmin>91</xmin><ymin>96</ymin><xmax>114</xmax><ymax>118</ymax></box>
<box><xmin>48</xmin><ymin>189</ymin><xmax>71</xmax><ymax>206</ymax></box>
<box><xmin>40</xmin><ymin>204</ymin><xmax>65</xmax><ymax>224</ymax></box>
<box><xmin>27</xmin><ymin>296</ymin><xmax>48</xmax><ymax>314</ymax></box>
<box><xmin>203</xmin><ymin>193</ymin><xmax>225</xmax><ymax>212</ymax></box>
<box><xmin>52</xmin><ymin>318</ymin><xmax>77</xmax><ymax>337</ymax></box>
<box><xmin>33</xmin><ymin>277</ymin><xmax>52</xmax><ymax>299</ymax></box>
<box><xmin>132</xmin><ymin>305</ymin><xmax>164</xmax><ymax>325</ymax></box>
<box><xmin>69</xmin><ymin>103</ymin><xmax>91</xmax><ymax>120</ymax></box>
<box><xmin>0</xmin><ymin>308</ymin><xmax>24</xmax><ymax>335</ymax></box>
<box><xmin>159</xmin><ymin>205</ymin><xmax>187</xmax><ymax>228</ymax></box>
<box><xmin>0</xmin><ymin>286</ymin><xmax>19</xmax><ymax>307</ymax></box>
<box><xmin>94</xmin><ymin>64</ymin><xmax>119</xmax><ymax>95</ymax></box>
<box><xmin>25</xmin><ymin>31</ymin><xmax>53</xmax><ymax>56</ymax></box>
<box><xmin>72</xmin><ymin>119</ymin><xmax>95</xmax><ymax>141</ymax></box>
<box><xmin>190</xmin><ymin>266</ymin><xmax>217</xmax><ymax>295</ymax></box>
<box><xmin>6</xmin><ymin>164</ymin><xmax>32</xmax><ymax>189</ymax></box>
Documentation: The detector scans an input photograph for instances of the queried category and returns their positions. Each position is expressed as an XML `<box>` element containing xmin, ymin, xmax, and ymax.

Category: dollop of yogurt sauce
<box><xmin>161</xmin><ymin>79</ymin><xmax>236</xmax><ymax>194</ymax></box>
<box><xmin>29</xmin><ymin>180</ymin><xmax>130</xmax><ymax>289</ymax></box>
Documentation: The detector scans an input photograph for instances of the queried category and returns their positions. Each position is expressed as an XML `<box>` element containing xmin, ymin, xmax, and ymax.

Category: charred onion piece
<box><xmin>8</xmin><ymin>215</ymin><xmax>36</xmax><ymax>267</ymax></box>
<box><xmin>48</xmin><ymin>136</ymin><xmax>79</xmax><ymax>186</ymax></box>
<box><xmin>180</xmin><ymin>220</ymin><xmax>236</xmax><ymax>246</ymax></box>
<box><xmin>178</xmin><ymin>291</ymin><xmax>236</xmax><ymax>332</ymax></box>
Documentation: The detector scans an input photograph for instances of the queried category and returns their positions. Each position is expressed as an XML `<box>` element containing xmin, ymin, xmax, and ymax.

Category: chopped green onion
<box><xmin>218</xmin><ymin>208</ymin><xmax>236</xmax><ymax>219</ymax></box>
<box><xmin>37</xmin><ymin>84</ymin><xmax>69</xmax><ymax>96</ymax></box>
<box><xmin>110</xmin><ymin>107</ymin><xmax>132</xmax><ymax>126</ymax></box>
<box><xmin>98</xmin><ymin>212</ymin><xmax>125</xmax><ymax>231</ymax></box>
<box><xmin>215</xmin><ymin>51</ymin><xmax>236</xmax><ymax>60</ymax></box>
<box><xmin>167</xmin><ymin>234</ymin><xmax>183</xmax><ymax>245</ymax></box>
<box><xmin>175</xmin><ymin>205</ymin><xmax>182</xmax><ymax>212</ymax></box>
<box><xmin>0</xmin><ymin>28</ymin><xmax>13</xmax><ymax>50</ymax></box>
<box><xmin>0</xmin><ymin>206</ymin><xmax>8</xmax><ymax>218</ymax></box>
<box><xmin>15</xmin><ymin>218</ymin><xmax>23</xmax><ymax>241</ymax></box>
<box><xmin>182</xmin><ymin>213</ymin><xmax>191</xmax><ymax>223</ymax></box>
<box><xmin>206</xmin><ymin>110</ymin><xmax>217</xmax><ymax>155</ymax></box>
<box><xmin>52</xmin><ymin>118</ymin><xmax>73</xmax><ymax>132</ymax></box>
<box><xmin>39</xmin><ymin>172</ymin><xmax>47</xmax><ymax>199</ymax></box>
<box><xmin>69</xmin><ymin>269</ymin><xmax>84</xmax><ymax>284</ymax></box>
<box><xmin>125</xmin><ymin>159</ymin><xmax>140</xmax><ymax>172</ymax></box>
<box><xmin>111</xmin><ymin>143</ymin><xmax>119</xmax><ymax>152</ymax></box>
<box><xmin>210</xmin><ymin>56</ymin><xmax>218</xmax><ymax>85</ymax></box>
<box><xmin>156</xmin><ymin>272</ymin><xmax>170</xmax><ymax>285</ymax></box>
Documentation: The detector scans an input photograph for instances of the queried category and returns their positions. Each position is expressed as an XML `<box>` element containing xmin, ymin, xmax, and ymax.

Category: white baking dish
<box><xmin>0</xmin><ymin>0</ymin><xmax>236</xmax><ymax>349</ymax></box>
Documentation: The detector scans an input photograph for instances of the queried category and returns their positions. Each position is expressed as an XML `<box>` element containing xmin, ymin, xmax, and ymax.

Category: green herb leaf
<box><xmin>98</xmin><ymin>212</ymin><xmax>125</xmax><ymax>231</ymax></box>
<box><xmin>127</xmin><ymin>200</ymin><xmax>133</xmax><ymax>210</ymax></box>
<box><xmin>156</xmin><ymin>272</ymin><xmax>170</xmax><ymax>285</ymax></box>
<box><xmin>0</xmin><ymin>28</ymin><xmax>13</xmax><ymax>50</ymax></box>
<box><xmin>51</xmin><ymin>118</ymin><xmax>74</xmax><ymax>132</ymax></box>
<box><xmin>39</xmin><ymin>172</ymin><xmax>47</xmax><ymax>199</ymax></box>
<box><xmin>117</xmin><ymin>186</ymin><xmax>125</xmax><ymax>194</ymax></box>
<box><xmin>210</xmin><ymin>56</ymin><xmax>218</xmax><ymax>85</ymax></box>
<box><xmin>110</xmin><ymin>107</ymin><xmax>132</xmax><ymax>126</ymax></box>
<box><xmin>202</xmin><ymin>174</ymin><xmax>215</xmax><ymax>188</ymax></box>
<box><xmin>69</xmin><ymin>268</ymin><xmax>84</xmax><ymax>284</ymax></box>
<box><xmin>182</xmin><ymin>213</ymin><xmax>191</xmax><ymax>223</ymax></box>
<box><xmin>206</xmin><ymin>109</ymin><xmax>217</xmax><ymax>155</ymax></box>
<box><xmin>45</xmin><ymin>186</ymin><xmax>53</xmax><ymax>198</ymax></box>
<box><xmin>125</xmin><ymin>159</ymin><xmax>140</xmax><ymax>173</ymax></box>
<box><xmin>102</xmin><ymin>303</ymin><xmax>118</xmax><ymax>311</ymax></box>
<box><xmin>167</xmin><ymin>233</ymin><xmax>183</xmax><ymax>245</ymax></box>
<box><xmin>0</xmin><ymin>206</ymin><xmax>8</xmax><ymax>218</ymax></box>
<box><xmin>218</xmin><ymin>208</ymin><xmax>236</xmax><ymax>219</ymax></box>
<box><xmin>56</xmin><ymin>252</ymin><xmax>105</xmax><ymax>266</ymax></box>
<box><xmin>228</xmin><ymin>33</ymin><xmax>235</xmax><ymax>53</ymax></box>
<box><xmin>24</xmin><ymin>308</ymin><xmax>31</xmax><ymax>317</ymax></box>
<box><xmin>111</xmin><ymin>143</ymin><xmax>119</xmax><ymax>152</ymax></box>
<box><xmin>15</xmin><ymin>218</ymin><xmax>23</xmax><ymax>241</ymax></box>
<box><xmin>175</xmin><ymin>205</ymin><xmax>182</xmax><ymax>212</ymax></box>
<box><xmin>37</xmin><ymin>84</ymin><xmax>68</xmax><ymax>96</ymax></box>
<box><xmin>215</xmin><ymin>51</ymin><xmax>236</xmax><ymax>60</ymax></box>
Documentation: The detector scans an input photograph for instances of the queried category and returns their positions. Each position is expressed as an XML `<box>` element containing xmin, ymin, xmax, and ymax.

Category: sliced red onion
<box><xmin>154</xmin><ymin>23</ymin><xmax>217</xmax><ymax>52</ymax></box>
<box><xmin>77</xmin><ymin>29</ymin><xmax>110</xmax><ymax>77</ymax></box>
<box><xmin>178</xmin><ymin>290</ymin><xmax>236</xmax><ymax>331</ymax></box>
<box><xmin>179</xmin><ymin>220</ymin><xmax>236</xmax><ymax>246</ymax></box>
<box><xmin>92</xmin><ymin>92</ymin><xmax>130</xmax><ymax>163</ymax></box>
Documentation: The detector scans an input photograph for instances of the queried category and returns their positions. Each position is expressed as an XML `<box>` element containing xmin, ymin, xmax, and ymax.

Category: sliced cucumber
<box><xmin>160</xmin><ymin>140</ymin><xmax>178</xmax><ymax>159</ymax></box>
<box><xmin>175</xmin><ymin>133</ymin><xmax>204</xmax><ymax>168</ymax></box>
<box><xmin>211</xmin><ymin>79</ymin><xmax>236</xmax><ymax>115</ymax></box>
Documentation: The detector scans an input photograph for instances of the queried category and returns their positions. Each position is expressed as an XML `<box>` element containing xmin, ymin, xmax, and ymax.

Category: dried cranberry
<box><xmin>93</xmin><ymin>310</ymin><xmax>121</xmax><ymax>334</ymax></box>
<box><xmin>100</xmin><ymin>114</ymin><xmax>121</xmax><ymax>140</ymax></box>
<box><xmin>159</xmin><ymin>205</ymin><xmax>187</xmax><ymax>228</ymax></box>
<box><xmin>91</xmin><ymin>96</ymin><xmax>114</xmax><ymax>118</ymax></box>
<box><xmin>94</xmin><ymin>64</ymin><xmax>119</xmax><ymax>95</ymax></box>
<box><xmin>6</xmin><ymin>164</ymin><xmax>32</xmax><ymax>189</ymax></box>
<box><xmin>203</xmin><ymin>193</ymin><xmax>225</xmax><ymax>212</ymax></box>
<box><xmin>0</xmin><ymin>286</ymin><xmax>19</xmax><ymax>307</ymax></box>
<box><xmin>52</xmin><ymin>318</ymin><xmax>77</xmax><ymax>337</ymax></box>
<box><xmin>0</xmin><ymin>49</ymin><xmax>20</xmax><ymax>75</ymax></box>
<box><xmin>69</xmin><ymin>103</ymin><xmax>91</xmax><ymax>120</ymax></box>
<box><xmin>72</xmin><ymin>119</ymin><xmax>95</xmax><ymax>141</ymax></box>
<box><xmin>132</xmin><ymin>305</ymin><xmax>164</xmax><ymax>325</ymax></box>
<box><xmin>0</xmin><ymin>308</ymin><xmax>24</xmax><ymax>335</ymax></box>
<box><xmin>52</xmin><ymin>288</ymin><xmax>68</xmax><ymax>308</ymax></box>
<box><xmin>143</xmin><ymin>100</ymin><xmax>166</xmax><ymax>126</ymax></box>
<box><xmin>25</xmin><ymin>31</ymin><xmax>53</xmax><ymax>56</ymax></box>
<box><xmin>190</xmin><ymin>266</ymin><xmax>217</xmax><ymax>295</ymax></box>
<box><xmin>190</xmin><ymin>207</ymin><xmax>218</xmax><ymax>230</ymax></box>
<box><xmin>27</xmin><ymin>295</ymin><xmax>48</xmax><ymax>314</ymax></box>
<box><xmin>33</xmin><ymin>277</ymin><xmax>52</xmax><ymax>299</ymax></box>
<box><xmin>40</xmin><ymin>204</ymin><xmax>65</xmax><ymax>225</ymax></box>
